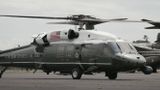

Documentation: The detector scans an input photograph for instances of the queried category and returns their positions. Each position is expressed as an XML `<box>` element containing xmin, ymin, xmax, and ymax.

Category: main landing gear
<box><xmin>71</xmin><ymin>67</ymin><xmax>118</xmax><ymax>80</ymax></box>
<box><xmin>71</xmin><ymin>68</ymin><xmax>83</xmax><ymax>79</ymax></box>
<box><xmin>105</xmin><ymin>71</ymin><xmax>118</xmax><ymax>80</ymax></box>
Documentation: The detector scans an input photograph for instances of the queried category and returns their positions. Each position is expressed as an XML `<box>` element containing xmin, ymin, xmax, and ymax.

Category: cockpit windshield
<box><xmin>108</xmin><ymin>42</ymin><xmax>137</xmax><ymax>54</ymax></box>
<box><xmin>108</xmin><ymin>42</ymin><xmax>121</xmax><ymax>53</ymax></box>
<box><xmin>117</xmin><ymin>42</ymin><xmax>137</xmax><ymax>54</ymax></box>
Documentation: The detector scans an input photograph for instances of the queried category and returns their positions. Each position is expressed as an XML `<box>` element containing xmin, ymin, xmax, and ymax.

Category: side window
<box><xmin>81</xmin><ymin>44</ymin><xmax>104</xmax><ymax>57</ymax></box>
<box><xmin>104</xmin><ymin>44</ymin><xmax>113</xmax><ymax>56</ymax></box>
<box><xmin>56</xmin><ymin>45</ymin><xmax>65</xmax><ymax>58</ymax></box>
<box><xmin>65</xmin><ymin>45</ymin><xmax>75</xmax><ymax>58</ymax></box>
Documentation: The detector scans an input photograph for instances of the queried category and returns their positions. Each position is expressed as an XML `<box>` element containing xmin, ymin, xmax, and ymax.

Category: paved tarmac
<box><xmin>0</xmin><ymin>70</ymin><xmax>160</xmax><ymax>90</ymax></box>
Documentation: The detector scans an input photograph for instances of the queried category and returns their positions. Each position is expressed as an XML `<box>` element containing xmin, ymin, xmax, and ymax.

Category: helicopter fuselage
<box><xmin>0</xmin><ymin>30</ymin><xmax>149</xmax><ymax>79</ymax></box>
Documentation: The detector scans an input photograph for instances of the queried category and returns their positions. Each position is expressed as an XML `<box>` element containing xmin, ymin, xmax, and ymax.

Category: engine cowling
<box><xmin>33</xmin><ymin>29</ymin><xmax>79</xmax><ymax>46</ymax></box>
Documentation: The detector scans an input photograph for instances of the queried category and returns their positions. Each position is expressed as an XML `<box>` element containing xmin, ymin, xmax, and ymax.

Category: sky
<box><xmin>0</xmin><ymin>0</ymin><xmax>160</xmax><ymax>50</ymax></box>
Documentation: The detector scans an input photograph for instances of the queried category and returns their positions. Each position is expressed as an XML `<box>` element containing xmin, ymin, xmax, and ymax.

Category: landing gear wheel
<box><xmin>142</xmin><ymin>66</ymin><xmax>153</xmax><ymax>75</ymax></box>
<box><xmin>108</xmin><ymin>72</ymin><xmax>118</xmax><ymax>80</ymax></box>
<box><xmin>71</xmin><ymin>68</ymin><xmax>83</xmax><ymax>79</ymax></box>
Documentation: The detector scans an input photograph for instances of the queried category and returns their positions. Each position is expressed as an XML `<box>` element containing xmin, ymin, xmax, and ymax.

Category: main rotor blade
<box><xmin>0</xmin><ymin>15</ymin><xmax>69</xmax><ymax>20</ymax></box>
<box><xmin>0</xmin><ymin>15</ymin><xmax>129</xmax><ymax>23</ymax></box>
<box><xmin>104</xmin><ymin>18</ymin><xmax>128</xmax><ymax>21</ymax></box>
<box><xmin>80</xmin><ymin>18</ymin><xmax>128</xmax><ymax>23</ymax></box>
<box><xmin>47</xmin><ymin>21</ymin><xmax>79</xmax><ymax>25</ymax></box>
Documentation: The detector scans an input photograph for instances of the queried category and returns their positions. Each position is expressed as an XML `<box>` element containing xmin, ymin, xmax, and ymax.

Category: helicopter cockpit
<box><xmin>108</xmin><ymin>41</ymin><xmax>138</xmax><ymax>54</ymax></box>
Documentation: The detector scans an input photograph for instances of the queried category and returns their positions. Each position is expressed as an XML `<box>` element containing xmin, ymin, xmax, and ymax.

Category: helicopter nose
<box><xmin>116</xmin><ymin>53</ymin><xmax>146</xmax><ymax>67</ymax></box>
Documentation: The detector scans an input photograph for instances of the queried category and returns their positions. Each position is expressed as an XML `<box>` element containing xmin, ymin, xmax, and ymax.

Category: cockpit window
<box><xmin>108</xmin><ymin>42</ymin><xmax>122</xmax><ymax>53</ymax></box>
<box><xmin>117</xmin><ymin>42</ymin><xmax>137</xmax><ymax>54</ymax></box>
<box><xmin>108</xmin><ymin>42</ymin><xmax>137</xmax><ymax>54</ymax></box>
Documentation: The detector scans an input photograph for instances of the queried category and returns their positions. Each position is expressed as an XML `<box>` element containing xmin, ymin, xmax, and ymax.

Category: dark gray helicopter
<box><xmin>133</xmin><ymin>35</ymin><xmax>160</xmax><ymax>72</ymax></box>
<box><xmin>133</xmin><ymin>19</ymin><xmax>160</xmax><ymax>72</ymax></box>
<box><xmin>0</xmin><ymin>14</ymin><xmax>152</xmax><ymax>79</ymax></box>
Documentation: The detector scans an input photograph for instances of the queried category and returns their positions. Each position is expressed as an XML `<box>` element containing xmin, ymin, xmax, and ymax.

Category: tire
<box><xmin>108</xmin><ymin>72</ymin><xmax>117</xmax><ymax>80</ymax></box>
<box><xmin>71</xmin><ymin>68</ymin><xmax>83</xmax><ymax>79</ymax></box>
<box><xmin>142</xmin><ymin>66</ymin><xmax>153</xmax><ymax>75</ymax></box>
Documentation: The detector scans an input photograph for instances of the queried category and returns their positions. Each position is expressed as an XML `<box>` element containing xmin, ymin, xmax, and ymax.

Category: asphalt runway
<box><xmin>0</xmin><ymin>71</ymin><xmax>160</xmax><ymax>90</ymax></box>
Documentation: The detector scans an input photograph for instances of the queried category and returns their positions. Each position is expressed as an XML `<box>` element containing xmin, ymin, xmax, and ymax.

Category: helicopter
<box><xmin>132</xmin><ymin>19</ymin><xmax>160</xmax><ymax>73</ymax></box>
<box><xmin>0</xmin><ymin>14</ymin><xmax>153</xmax><ymax>80</ymax></box>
